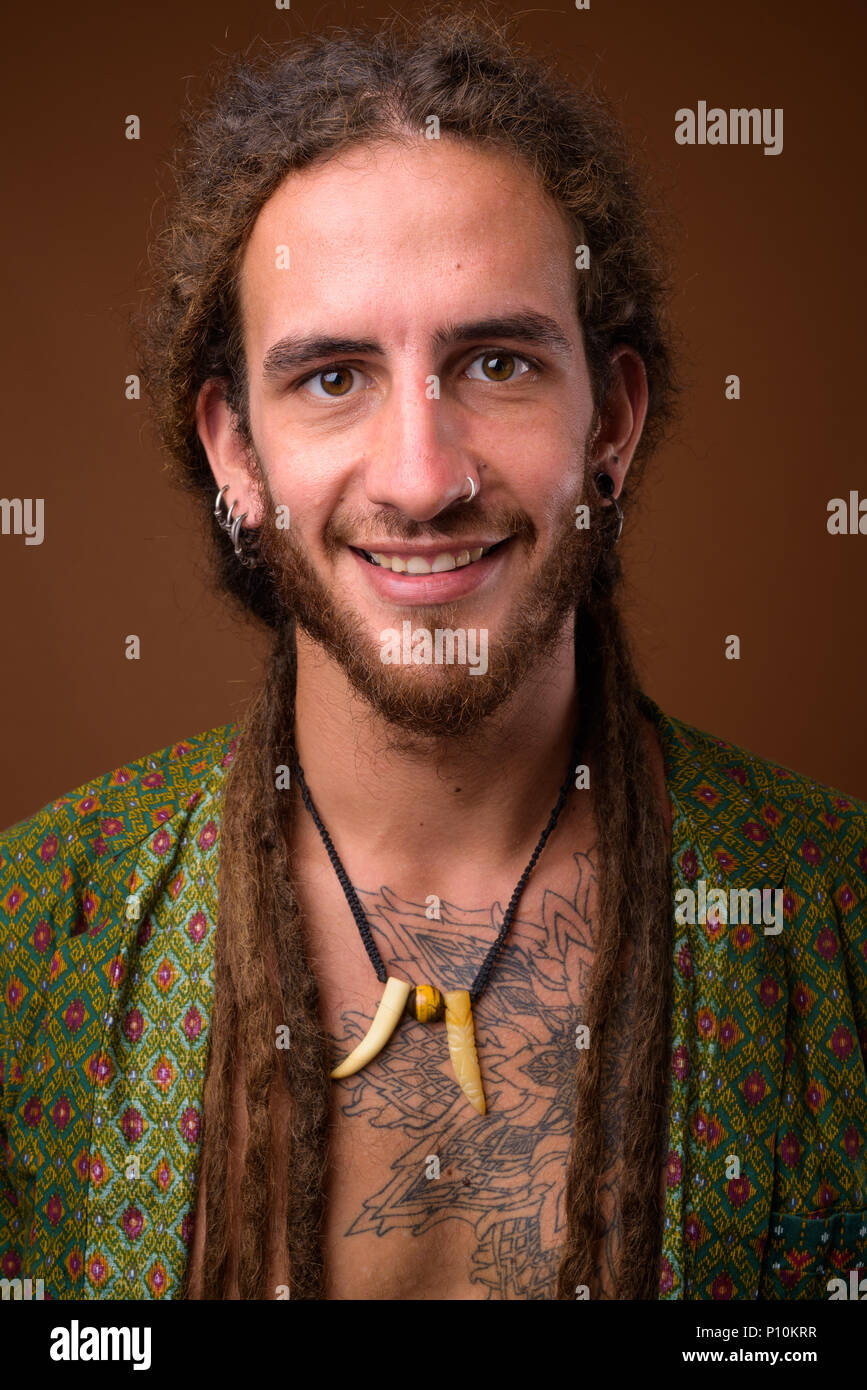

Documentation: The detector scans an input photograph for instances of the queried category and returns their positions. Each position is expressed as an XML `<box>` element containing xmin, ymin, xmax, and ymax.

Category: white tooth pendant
<box><xmin>330</xmin><ymin>977</ymin><xmax>412</xmax><ymax>1078</ymax></box>
<box><xmin>444</xmin><ymin>989</ymin><xmax>487</xmax><ymax>1114</ymax></box>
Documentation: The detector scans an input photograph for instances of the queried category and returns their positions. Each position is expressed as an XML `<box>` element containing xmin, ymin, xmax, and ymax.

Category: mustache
<box><xmin>320</xmin><ymin>504</ymin><xmax>538</xmax><ymax>555</ymax></box>
<box><xmin>319</xmin><ymin>503</ymin><xmax>536</xmax><ymax>550</ymax></box>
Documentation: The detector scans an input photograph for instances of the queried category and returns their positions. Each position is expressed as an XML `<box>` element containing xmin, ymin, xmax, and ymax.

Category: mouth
<box><xmin>350</xmin><ymin>537</ymin><xmax>511</xmax><ymax>575</ymax></box>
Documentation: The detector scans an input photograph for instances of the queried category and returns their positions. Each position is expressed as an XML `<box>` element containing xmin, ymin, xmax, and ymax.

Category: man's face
<box><xmin>232</xmin><ymin>136</ymin><xmax>608</xmax><ymax>739</ymax></box>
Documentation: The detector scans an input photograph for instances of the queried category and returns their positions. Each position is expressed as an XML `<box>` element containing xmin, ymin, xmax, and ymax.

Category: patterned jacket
<box><xmin>1</xmin><ymin>700</ymin><xmax>865</xmax><ymax>1300</ymax></box>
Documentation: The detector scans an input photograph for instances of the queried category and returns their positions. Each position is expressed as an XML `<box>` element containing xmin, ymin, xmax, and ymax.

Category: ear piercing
<box><xmin>594</xmin><ymin>456</ymin><xmax>623</xmax><ymax>544</ymax></box>
<box><xmin>214</xmin><ymin>483</ymin><xmax>258</xmax><ymax>568</ymax></box>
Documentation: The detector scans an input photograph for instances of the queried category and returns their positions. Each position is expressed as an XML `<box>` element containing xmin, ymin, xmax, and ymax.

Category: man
<box><xmin>1</xmin><ymin>9</ymin><xmax>864</xmax><ymax>1303</ymax></box>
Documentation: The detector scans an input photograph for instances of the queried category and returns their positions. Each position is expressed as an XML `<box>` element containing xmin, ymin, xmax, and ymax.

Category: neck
<box><xmin>290</xmin><ymin>620</ymin><xmax>581</xmax><ymax>872</ymax></box>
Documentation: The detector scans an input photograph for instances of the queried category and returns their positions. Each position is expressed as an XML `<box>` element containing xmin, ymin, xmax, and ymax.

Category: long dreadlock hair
<box><xmin>133</xmin><ymin>2</ymin><xmax>681</xmax><ymax>1299</ymax></box>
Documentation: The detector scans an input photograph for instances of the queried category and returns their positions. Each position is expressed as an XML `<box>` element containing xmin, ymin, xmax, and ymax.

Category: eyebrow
<box><xmin>260</xmin><ymin>310</ymin><xmax>574</xmax><ymax>381</ymax></box>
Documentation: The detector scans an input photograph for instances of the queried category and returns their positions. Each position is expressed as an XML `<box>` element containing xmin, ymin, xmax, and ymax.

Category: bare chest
<box><xmin>304</xmin><ymin>845</ymin><xmax>618</xmax><ymax>1300</ymax></box>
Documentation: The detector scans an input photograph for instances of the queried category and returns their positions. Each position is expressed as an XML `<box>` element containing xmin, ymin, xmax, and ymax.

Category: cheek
<box><xmin>253</xmin><ymin>424</ymin><xmax>345</xmax><ymax>520</ymax></box>
<box><xmin>503</xmin><ymin>424</ymin><xmax>587</xmax><ymax>510</ymax></box>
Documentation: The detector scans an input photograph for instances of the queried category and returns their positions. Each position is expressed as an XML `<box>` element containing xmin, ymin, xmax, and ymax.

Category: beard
<box><xmin>251</xmin><ymin>443</ymin><xmax>607</xmax><ymax>744</ymax></box>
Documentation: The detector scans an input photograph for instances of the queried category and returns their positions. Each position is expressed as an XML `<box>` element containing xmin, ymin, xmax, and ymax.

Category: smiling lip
<box><xmin>351</xmin><ymin>540</ymin><xmax>502</xmax><ymax>556</ymax></box>
<box><xmin>349</xmin><ymin>537</ymin><xmax>513</xmax><ymax>604</ymax></box>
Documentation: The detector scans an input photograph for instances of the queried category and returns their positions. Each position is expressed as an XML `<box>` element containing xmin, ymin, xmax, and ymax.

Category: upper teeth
<box><xmin>366</xmin><ymin>546</ymin><xmax>488</xmax><ymax>573</ymax></box>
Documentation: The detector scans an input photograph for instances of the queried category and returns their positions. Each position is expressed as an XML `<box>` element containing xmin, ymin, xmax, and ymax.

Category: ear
<box><xmin>194</xmin><ymin>378</ymin><xmax>265</xmax><ymax>525</ymax></box>
<box><xmin>591</xmin><ymin>346</ymin><xmax>649</xmax><ymax>498</ymax></box>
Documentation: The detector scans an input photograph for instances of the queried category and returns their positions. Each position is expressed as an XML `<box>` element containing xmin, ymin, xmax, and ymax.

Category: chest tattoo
<box><xmin>329</xmin><ymin>847</ymin><xmax>635</xmax><ymax>1299</ymax></box>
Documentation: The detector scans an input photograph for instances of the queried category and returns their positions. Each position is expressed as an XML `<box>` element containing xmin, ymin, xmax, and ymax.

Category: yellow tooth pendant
<box><xmin>408</xmin><ymin>983</ymin><xmax>486</xmax><ymax>1112</ymax></box>
<box><xmin>330</xmin><ymin>978</ymin><xmax>487</xmax><ymax>1114</ymax></box>
<box><xmin>443</xmin><ymin>989</ymin><xmax>487</xmax><ymax>1114</ymax></box>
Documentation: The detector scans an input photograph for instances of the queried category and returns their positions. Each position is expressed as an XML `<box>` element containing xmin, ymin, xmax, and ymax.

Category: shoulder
<box><xmin>646</xmin><ymin>695</ymin><xmax>867</xmax><ymax>847</ymax></box>
<box><xmin>0</xmin><ymin>722</ymin><xmax>241</xmax><ymax>969</ymax></box>
<box><xmin>645</xmin><ymin>697</ymin><xmax>867</xmax><ymax>967</ymax></box>
<box><xmin>1</xmin><ymin>721</ymin><xmax>241</xmax><ymax>856</ymax></box>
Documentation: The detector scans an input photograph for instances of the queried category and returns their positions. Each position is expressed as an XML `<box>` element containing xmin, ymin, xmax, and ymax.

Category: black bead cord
<box><xmin>290</xmin><ymin>726</ymin><xmax>583</xmax><ymax>1002</ymax></box>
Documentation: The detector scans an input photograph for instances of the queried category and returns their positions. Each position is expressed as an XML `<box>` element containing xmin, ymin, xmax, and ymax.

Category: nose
<box><xmin>362</xmin><ymin>368</ymin><xmax>477</xmax><ymax>520</ymax></box>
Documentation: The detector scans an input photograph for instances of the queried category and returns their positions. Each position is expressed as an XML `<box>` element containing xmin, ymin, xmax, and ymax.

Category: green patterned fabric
<box><xmin>1</xmin><ymin>701</ymin><xmax>865</xmax><ymax>1299</ymax></box>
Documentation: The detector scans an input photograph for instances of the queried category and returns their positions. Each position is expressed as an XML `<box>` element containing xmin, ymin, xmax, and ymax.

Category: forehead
<box><xmin>238</xmin><ymin>137</ymin><xmax>578</xmax><ymax>351</ymax></box>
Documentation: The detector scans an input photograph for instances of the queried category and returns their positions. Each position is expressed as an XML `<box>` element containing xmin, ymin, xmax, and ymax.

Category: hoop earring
<box><xmin>214</xmin><ymin>483</ymin><xmax>259</xmax><ymax>568</ymax></box>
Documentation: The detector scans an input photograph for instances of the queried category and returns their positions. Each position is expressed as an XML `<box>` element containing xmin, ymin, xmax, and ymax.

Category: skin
<box><xmin>294</xmin><ymin>836</ymin><xmax>646</xmax><ymax>1299</ymax></box>
<box><xmin>192</xmin><ymin>135</ymin><xmax>662</xmax><ymax>1298</ymax></box>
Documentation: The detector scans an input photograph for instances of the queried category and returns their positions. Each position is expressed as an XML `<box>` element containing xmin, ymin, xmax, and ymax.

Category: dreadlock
<box><xmin>200</xmin><ymin>631</ymin><xmax>332</xmax><ymax>1298</ymax></box>
<box><xmin>133</xmin><ymin>1</ymin><xmax>680</xmax><ymax>1299</ymax></box>
<box><xmin>556</xmin><ymin>548</ymin><xmax>673</xmax><ymax>1297</ymax></box>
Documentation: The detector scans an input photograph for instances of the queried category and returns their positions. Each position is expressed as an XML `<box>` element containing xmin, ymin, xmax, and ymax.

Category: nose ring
<box><xmin>462</xmin><ymin>475</ymin><xmax>478</xmax><ymax>503</ymax></box>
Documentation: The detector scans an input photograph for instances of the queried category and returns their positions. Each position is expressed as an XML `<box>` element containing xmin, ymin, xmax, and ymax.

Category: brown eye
<box><xmin>301</xmin><ymin>366</ymin><xmax>360</xmax><ymax>399</ymax></box>
<box><xmin>465</xmin><ymin>352</ymin><xmax>531</xmax><ymax>383</ymax></box>
<box><xmin>483</xmin><ymin>353</ymin><xmax>514</xmax><ymax>380</ymax></box>
<box><xmin>318</xmin><ymin>367</ymin><xmax>354</xmax><ymax>396</ymax></box>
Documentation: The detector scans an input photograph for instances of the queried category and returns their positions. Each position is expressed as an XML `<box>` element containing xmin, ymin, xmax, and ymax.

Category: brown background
<box><xmin>2</xmin><ymin>0</ymin><xmax>865</xmax><ymax>827</ymax></box>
